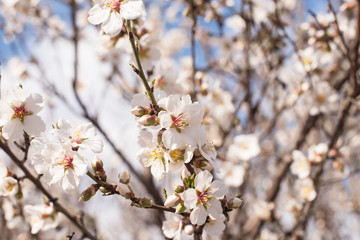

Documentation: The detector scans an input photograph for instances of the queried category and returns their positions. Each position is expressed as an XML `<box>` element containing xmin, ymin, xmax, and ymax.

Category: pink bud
<box><xmin>118</xmin><ymin>170</ymin><xmax>130</xmax><ymax>184</ymax></box>
<box><xmin>164</xmin><ymin>194</ymin><xmax>180</xmax><ymax>207</ymax></box>
<box><xmin>184</xmin><ymin>225</ymin><xmax>194</xmax><ymax>235</ymax></box>
<box><xmin>137</xmin><ymin>115</ymin><xmax>159</xmax><ymax>126</ymax></box>
<box><xmin>130</xmin><ymin>106</ymin><xmax>148</xmax><ymax>117</ymax></box>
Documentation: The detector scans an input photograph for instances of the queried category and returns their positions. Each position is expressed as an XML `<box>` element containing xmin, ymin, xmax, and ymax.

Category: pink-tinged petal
<box><xmin>4</xmin><ymin>87</ymin><xmax>26</xmax><ymax>106</ymax></box>
<box><xmin>190</xmin><ymin>206</ymin><xmax>207</xmax><ymax>225</ymax></box>
<box><xmin>209</xmin><ymin>180</ymin><xmax>226</xmax><ymax>199</ymax></box>
<box><xmin>120</xmin><ymin>0</ymin><xmax>143</xmax><ymax>20</ymax></box>
<box><xmin>182</xmin><ymin>188</ymin><xmax>197</xmax><ymax>209</ymax></box>
<box><xmin>195</xmin><ymin>170</ymin><xmax>213</xmax><ymax>192</ymax></box>
<box><xmin>23</xmin><ymin>115</ymin><xmax>45</xmax><ymax>137</ymax></box>
<box><xmin>25</xmin><ymin>93</ymin><xmax>44</xmax><ymax>114</ymax></box>
<box><xmin>88</xmin><ymin>5</ymin><xmax>110</xmax><ymax>25</ymax></box>
<box><xmin>207</xmin><ymin>199</ymin><xmax>222</xmax><ymax>219</ymax></box>
<box><xmin>2</xmin><ymin>119</ymin><xmax>23</xmax><ymax>140</ymax></box>
<box><xmin>101</xmin><ymin>12</ymin><xmax>123</xmax><ymax>37</ymax></box>
<box><xmin>0</xmin><ymin>100</ymin><xmax>13</xmax><ymax>125</ymax></box>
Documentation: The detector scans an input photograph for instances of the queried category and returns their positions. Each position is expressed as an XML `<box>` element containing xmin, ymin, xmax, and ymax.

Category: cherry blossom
<box><xmin>52</xmin><ymin>118</ymin><xmax>104</xmax><ymax>153</ymax></box>
<box><xmin>30</xmin><ymin>138</ymin><xmax>88</xmax><ymax>191</ymax></box>
<box><xmin>0</xmin><ymin>86</ymin><xmax>45</xmax><ymax>140</ymax></box>
<box><xmin>182</xmin><ymin>170</ymin><xmax>226</xmax><ymax>225</ymax></box>
<box><xmin>290</xmin><ymin>150</ymin><xmax>311</xmax><ymax>179</ymax></box>
<box><xmin>88</xmin><ymin>0</ymin><xmax>144</xmax><ymax>37</ymax></box>
<box><xmin>227</xmin><ymin>134</ymin><xmax>261</xmax><ymax>161</ymax></box>
<box><xmin>136</xmin><ymin>130</ymin><xmax>169</xmax><ymax>181</ymax></box>
<box><xmin>24</xmin><ymin>203</ymin><xmax>59</xmax><ymax>234</ymax></box>
<box><xmin>158</xmin><ymin>94</ymin><xmax>203</xmax><ymax>150</ymax></box>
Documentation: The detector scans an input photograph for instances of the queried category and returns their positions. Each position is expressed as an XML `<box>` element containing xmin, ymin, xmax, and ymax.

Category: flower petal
<box><xmin>88</xmin><ymin>5</ymin><xmax>110</xmax><ymax>25</ymax></box>
<box><xmin>195</xmin><ymin>170</ymin><xmax>213</xmax><ymax>192</ymax></box>
<box><xmin>101</xmin><ymin>12</ymin><xmax>123</xmax><ymax>37</ymax></box>
<box><xmin>120</xmin><ymin>0</ymin><xmax>144</xmax><ymax>20</ymax></box>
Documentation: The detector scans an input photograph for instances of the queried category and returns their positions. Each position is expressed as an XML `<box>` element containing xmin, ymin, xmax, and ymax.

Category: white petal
<box><xmin>25</xmin><ymin>93</ymin><xmax>44</xmax><ymax>114</ymax></box>
<box><xmin>4</xmin><ymin>87</ymin><xmax>25</xmax><ymax>106</ymax></box>
<box><xmin>209</xmin><ymin>180</ymin><xmax>226</xmax><ymax>199</ymax></box>
<box><xmin>2</xmin><ymin>119</ymin><xmax>23</xmax><ymax>140</ymax></box>
<box><xmin>195</xmin><ymin>170</ymin><xmax>213</xmax><ymax>192</ymax></box>
<box><xmin>190</xmin><ymin>206</ymin><xmax>207</xmax><ymax>225</ymax></box>
<box><xmin>151</xmin><ymin>159</ymin><xmax>165</xmax><ymax>181</ymax></box>
<box><xmin>182</xmin><ymin>188</ymin><xmax>197</xmax><ymax>209</ymax></box>
<box><xmin>207</xmin><ymin>199</ymin><xmax>222</xmax><ymax>219</ymax></box>
<box><xmin>120</xmin><ymin>0</ymin><xmax>144</xmax><ymax>20</ymax></box>
<box><xmin>24</xmin><ymin>115</ymin><xmax>46</xmax><ymax>137</ymax></box>
<box><xmin>159</xmin><ymin>111</ymin><xmax>172</xmax><ymax>129</ymax></box>
<box><xmin>88</xmin><ymin>5</ymin><xmax>110</xmax><ymax>25</ymax></box>
<box><xmin>101</xmin><ymin>12</ymin><xmax>123</xmax><ymax>37</ymax></box>
<box><xmin>0</xmin><ymin>100</ymin><xmax>13</xmax><ymax>125</ymax></box>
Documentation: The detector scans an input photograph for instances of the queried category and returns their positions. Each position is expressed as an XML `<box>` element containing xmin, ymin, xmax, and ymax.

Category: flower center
<box><xmin>145</xmin><ymin>147</ymin><xmax>164</xmax><ymax>163</ymax></box>
<box><xmin>58</xmin><ymin>155</ymin><xmax>74</xmax><ymax>170</ymax></box>
<box><xmin>107</xmin><ymin>0</ymin><xmax>121</xmax><ymax>12</ymax></box>
<box><xmin>170</xmin><ymin>149</ymin><xmax>185</xmax><ymax>162</ymax></box>
<box><xmin>197</xmin><ymin>190</ymin><xmax>211</xmax><ymax>206</ymax></box>
<box><xmin>12</xmin><ymin>105</ymin><xmax>31</xmax><ymax>123</ymax></box>
<box><xmin>171</xmin><ymin>113</ymin><xmax>189</xmax><ymax>133</ymax></box>
<box><xmin>5</xmin><ymin>181</ymin><xmax>16</xmax><ymax>192</ymax></box>
<box><xmin>71</xmin><ymin>129</ymin><xmax>83</xmax><ymax>144</ymax></box>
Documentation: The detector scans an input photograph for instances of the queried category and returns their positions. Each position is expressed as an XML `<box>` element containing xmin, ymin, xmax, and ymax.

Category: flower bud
<box><xmin>174</xmin><ymin>185</ymin><xmax>184</xmax><ymax>193</ymax></box>
<box><xmin>91</xmin><ymin>156</ymin><xmax>103</xmax><ymax>171</ymax></box>
<box><xmin>137</xmin><ymin>115</ymin><xmax>159</xmax><ymax>126</ymax></box>
<box><xmin>92</xmin><ymin>156</ymin><xmax>107</xmax><ymax>181</ymax></box>
<box><xmin>118</xmin><ymin>170</ymin><xmax>130</xmax><ymax>184</ymax></box>
<box><xmin>184</xmin><ymin>225</ymin><xmax>194</xmax><ymax>235</ymax></box>
<box><xmin>79</xmin><ymin>184</ymin><xmax>99</xmax><ymax>202</ymax></box>
<box><xmin>164</xmin><ymin>194</ymin><xmax>180</xmax><ymax>207</ymax></box>
<box><xmin>226</xmin><ymin>197</ymin><xmax>243</xmax><ymax>209</ymax></box>
<box><xmin>131</xmin><ymin>106</ymin><xmax>148</xmax><ymax>117</ymax></box>
<box><xmin>175</xmin><ymin>202</ymin><xmax>186</xmax><ymax>213</ymax></box>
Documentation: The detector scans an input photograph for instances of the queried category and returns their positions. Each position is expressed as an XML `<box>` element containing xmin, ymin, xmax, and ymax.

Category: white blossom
<box><xmin>227</xmin><ymin>134</ymin><xmax>260</xmax><ymax>161</ymax></box>
<box><xmin>290</xmin><ymin>150</ymin><xmax>311</xmax><ymax>179</ymax></box>
<box><xmin>52</xmin><ymin>118</ymin><xmax>104</xmax><ymax>153</ymax></box>
<box><xmin>31</xmin><ymin>138</ymin><xmax>88</xmax><ymax>191</ymax></box>
<box><xmin>162</xmin><ymin>213</ymin><xmax>183</xmax><ymax>240</ymax></box>
<box><xmin>24</xmin><ymin>203</ymin><xmax>58</xmax><ymax>234</ymax></box>
<box><xmin>136</xmin><ymin>130</ymin><xmax>169</xmax><ymax>181</ymax></box>
<box><xmin>0</xmin><ymin>86</ymin><xmax>45</xmax><ymax>140</ymax></box>
<box><xmin>88</xmin><ymin>0</ymin><xmax>144</xmax><ymax>37</ymax></box>
<box><xmin>158</xmin><ymin>94</ymin><xmax>204</xmax><ymax>150</ymax></box>
<box><xmin>296</xmin><ymin>178</ymin><xmax>317</xmax><ymax>202</ymax></box>
<box><xmin>182</xmin><ymin>170</ymin><xmax>226</xmax><ymax>225</ymax></box>
<box><xmin>0</xmin><ymin>159</ymin><xmax>18</xmax><ymax>197</ymax></box>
